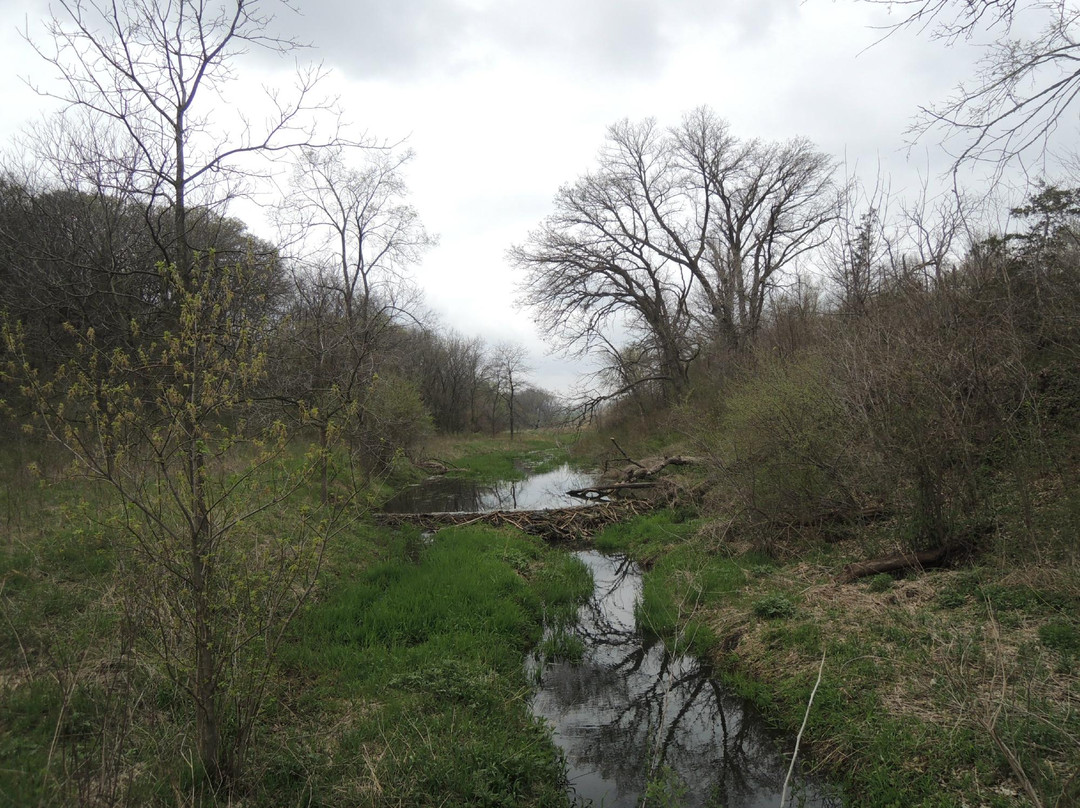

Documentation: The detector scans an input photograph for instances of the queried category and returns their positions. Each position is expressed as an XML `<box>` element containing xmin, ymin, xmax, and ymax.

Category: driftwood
<box><xmin>621</xmin><ymin>456</ymin><xmax>700</xmax><ymax>482</ymax></box>
<box><xmin>379</xmin><ymin>501</ymin><xmax>652</xmax><ymax>544</ymax></box>
<box><xmin>567</xmin><ymin>481</ymin><xmax>659</xmax><ymax>501</ymax></box>
<box><xmin>606</xmin><ymin>438</ymin><xmax>701</xmax><ymax>483</ymax></box>
<box><xmin>413</xmin><ymin>458</ymin><xmax>457</xmax><ymax>475</ymax></box>
<box><xmin>839</xmin><ymin>546</ymin><xmax>950</xmax><ymax>583</ymax></box>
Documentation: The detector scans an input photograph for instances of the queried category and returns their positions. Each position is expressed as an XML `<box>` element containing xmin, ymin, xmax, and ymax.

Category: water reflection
<box><xmin>530</xmin><ymin>552</ymin><xmax>840</xmax><ymax>808</ymax></box>
<box><xmin>382</xmin><ymin>464</ymin><xmax>597</xmax><ymax>513</ymax></box>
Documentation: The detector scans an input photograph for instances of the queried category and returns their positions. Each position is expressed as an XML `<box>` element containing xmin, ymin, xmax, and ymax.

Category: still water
<box><xmin>382</xmin><ymin>463</ymin><xmax>597</xmax><ymax>513</ymax></box>
<box><xmin>529</xmin><ymin>551</ymin><xmax>841</xmax><ymax>808</ymax></box>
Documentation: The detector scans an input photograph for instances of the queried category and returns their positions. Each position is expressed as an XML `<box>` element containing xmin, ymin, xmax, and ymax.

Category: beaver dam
<box><xmin>378</xmin><ymin>454</ymin><xmax>693</xmax><ymax>541</ymax></box>
<box><xmin>380</xmin><ymin>500</ymin><xmax>656</xmax><ymax>543</ymax></box>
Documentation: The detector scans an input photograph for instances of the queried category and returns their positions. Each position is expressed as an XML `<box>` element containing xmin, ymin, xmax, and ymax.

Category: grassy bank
<box><xmin>418</xmin><ymin>431</ymin><xmax>585</xmax><ymax>482</ymax></box>
<box><xmin>271</xmin><ymin>524</ymin><xmax>592</xmax><ymax>806</ymax></box>
<box><xmin>596</xmin><ymin>506</ymin><xmax>1080</xmax><ymax>807</ymax></box>
<box><xmin>0</xmin><ymin>437</ymin><xmax>592</xmax><ymax>806</ymax></box>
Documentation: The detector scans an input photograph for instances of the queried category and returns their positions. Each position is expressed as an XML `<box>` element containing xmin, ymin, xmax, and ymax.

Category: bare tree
<box><xmin>272</xmin><ymin>145</ymin><xmax>433</xmax><ymax>490</ymax></box>
<box><xmin>26</xmin><ymin>0</ymin><xmax>346</xmax><ymax>276</ymax></box>
<box><xmin>675</xmin><ymin>108</ymin><xmax>837</xmax><ymax>351</ymax></box>
<box><xmin>824</xmin><ymin>170</ymin><xmax>893</xmax><ymax>315</ymax></box>
<box><xmin>486</xmin><ymin>342</ymin><xmax>532</xmax><ymax>439</ymax></box>
<box><xmin>15</xmin><ymin>0</ymin><xmax>350</xmax><ymax>785</ymax></box>
<box><xmin>512</xmin><ymin>109</ymin><xmax>837</xmax><ymax>403</ymax></box>
<box><xmin>512</xmin><ymin>117</ymin><xmax>699</xmax><ymax>400</ymax></box>
<box><xmin>866</xmin><ymin>0</ymin><xmax>1080</xmax><ymax>174</ymax></box>
<box><xmin>277</xmin><ymin>145</ymin><xmax>433</xmax><ymax>328</ymax></box>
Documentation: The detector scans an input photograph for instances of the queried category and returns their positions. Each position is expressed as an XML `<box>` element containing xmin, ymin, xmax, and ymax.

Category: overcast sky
<box><xmin>0</xmin><ymin>0</ymin><xmax>1065</xmax><ymax>393</ymax></box>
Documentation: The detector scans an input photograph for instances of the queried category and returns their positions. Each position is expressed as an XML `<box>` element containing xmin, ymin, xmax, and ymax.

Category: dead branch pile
<box><xmin>379</xmin><ymin>501</ymin><xmax>654</xmax><ymax>544</ymax></box>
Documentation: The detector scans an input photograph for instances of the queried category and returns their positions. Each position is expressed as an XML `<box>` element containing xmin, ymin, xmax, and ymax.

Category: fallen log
<box><xmin>412</xmin><ymin>457</ymin><xmax>459</xmax><ymax>475</ymax></box>
<box><xmin>839</xmin><ymin>546</ymin><xmax>950</xmax><ymax>583</ymax></box>
<box><xmin>567</xmin><ymin>481</ymin><xmax>659</xmax><ymax>500</ymax></box>
<box><xmin>607</xmin><ymin>455</ymin><xmax>703</xmax><ymax>483</ymax></box>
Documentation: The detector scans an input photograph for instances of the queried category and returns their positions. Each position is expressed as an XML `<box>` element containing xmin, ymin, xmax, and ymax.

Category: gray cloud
<box><xmin>277</xmin><ymin>0</ymin><xmax>474</xmax><ymax>77</ymax></box>
<box><xmin>268</xmin><ymin>0</ymin><xmax>800</xmax><ymax>80</ymax></box>
<box><xmin>9</xmin><ymin>0</ymin><xmax>800</xmax><ymax>85</ymax></box>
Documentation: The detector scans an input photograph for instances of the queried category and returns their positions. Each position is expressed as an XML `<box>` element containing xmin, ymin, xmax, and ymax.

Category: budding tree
<box><xmin>11</xmin><ymin>0</ymin><xmax>351</xmax><ymax>786</ymax></box>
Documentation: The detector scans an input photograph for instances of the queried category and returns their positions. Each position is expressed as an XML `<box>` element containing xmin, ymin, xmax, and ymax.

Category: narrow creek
<box><xmin>528</xmin><ymin>551</ymin><xmax>840</xmax><ymax>807</ymax></box>
<box><xmin>385</xmin><ymin>468</ymin><xmax>842</xmax><ymax>807</ymax></box>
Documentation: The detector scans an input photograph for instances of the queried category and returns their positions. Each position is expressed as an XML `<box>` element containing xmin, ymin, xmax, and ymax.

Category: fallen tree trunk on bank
<box><xmin>379</xmin><ymin>501</ymin><xmax>653</xmax><ymax>544</ymax></box>
<box><xmin>616</xmin><ymin>455</ymin><xmax>702</xmax><ymax>483</ymax></box>
<box><xmin>605</xmin><ymin>439</ymin><xmax>702</xmax><ymax>484</ymax></box>
<box><xmin>839</xmin><ymin>546</ymin><xmax>950</xmax><ymax>583</ymax></box>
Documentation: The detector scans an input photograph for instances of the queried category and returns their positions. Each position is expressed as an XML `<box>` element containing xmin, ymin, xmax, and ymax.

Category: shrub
<box><xmin>355</xmin><ymin>372</ymin><xmax>434</xmax><ymax>472</ymax></box>
<box><xmin>752</xmin><ymin>593</ymin><xmax>797</xmax><ymax>619</ymax></box>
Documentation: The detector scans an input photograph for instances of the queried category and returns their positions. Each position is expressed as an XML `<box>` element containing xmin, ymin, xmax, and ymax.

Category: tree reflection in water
<box><xmin>529</xmin><ymin>552</ymin><xmax>841</xmax><ymax>808</ymax></box>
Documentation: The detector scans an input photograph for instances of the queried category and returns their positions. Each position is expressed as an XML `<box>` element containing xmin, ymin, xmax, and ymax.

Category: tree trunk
<box><xmin>189</xmin><ymin>452</ymin><xmax>223</xmax><ymax>781</ymax></box>
<box><xmin>508</xmin><ymin>379</ymin><xmax>516</xmax><ymax>440</ymax></box>
<box><xmin>320</xmin><ymin>422</ymin><xmax>329</xmax><ymax>505</ymax></box>
<box><xmin>839</xmin><ymin>546</ymin><xmax>950</xmax><ymax>583</ymax></box>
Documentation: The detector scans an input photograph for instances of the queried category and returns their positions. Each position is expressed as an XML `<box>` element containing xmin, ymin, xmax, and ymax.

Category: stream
<box><xmin>385</xmin><ymin>467</ymin><xmax>842</xmax><ymax>807</ymax></box>
<box><xmin>528</xmin><ymin>551</ymin><xmax>840</xmax><ymax>807</ymax></box>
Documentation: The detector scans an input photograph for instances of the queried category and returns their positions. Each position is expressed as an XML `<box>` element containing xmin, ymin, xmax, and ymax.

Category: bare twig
<box><xmin>780</xmin><ymin>649</ymin><xmax>826</xmax><ymax>807</ymax></box>
<box><xmin>610</xmin><ymin>437</ymin><xmax>646</xmax><ymax>469</ymax></box>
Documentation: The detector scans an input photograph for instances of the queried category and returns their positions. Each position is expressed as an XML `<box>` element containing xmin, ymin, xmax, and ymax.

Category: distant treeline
<box><xmin>0</xmin><ymin>175</ymin><xmax>562</xmax><ymax>468</ymax></box>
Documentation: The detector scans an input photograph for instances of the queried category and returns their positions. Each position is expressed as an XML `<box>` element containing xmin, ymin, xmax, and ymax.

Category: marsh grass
<box><xmin>276</xmin><ymin>525</ymin><xmax>592</xmax><ymax>806</ymax></box>
<box><xmin>0</xmin><ymin>434</ymin><xmax>594</xmax><ymax>807</ymax></box>
<box><xmin>418</xmin><ymin>431</ymin><xmax>585</xmax><ymax>482</ymax></box>
<box><xmin>708</xmin><ymin>558</ymin><xmax>1079</xmax><ymax>807</ymax></box>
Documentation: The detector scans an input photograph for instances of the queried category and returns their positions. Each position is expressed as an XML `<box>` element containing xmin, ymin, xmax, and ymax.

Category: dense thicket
<box><xmin>664</xmin><ymin>183</ymin><xmax>1078</xmax><ymax>557</ymax></box>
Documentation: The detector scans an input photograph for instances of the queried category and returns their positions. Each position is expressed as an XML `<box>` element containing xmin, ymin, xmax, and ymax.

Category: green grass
<box><xmin>0</xmin><ymin>435</ymin><xmax>595</xmax><ymax>807</ymax></box>
<box><xmin>277</xmin><ymin>524</ymin><xmax>592</xmax><ymax>806</ymax></box>
<box><xmin>446</xmin><ymin>436</ymin><xmax>577</xmax><ymax>482</ymax></box>
<box><xmin>536</xmin><ymin>629</ymin><xmax>585</xmax><ymax>664</ymax></box>
<box><xmin>594</xmin><ymin>508</ymin><xmax>701</xmax><ymax>558</ymax></box>
<box><xmin>597</xmin><ymin>510</ymin><xmax>761</xmax><ymax>658</ymax></box>
<box><xmin>589</xmin><ymin>493</ymin><xmax>1079</xmax><ymax>807</ymax></box>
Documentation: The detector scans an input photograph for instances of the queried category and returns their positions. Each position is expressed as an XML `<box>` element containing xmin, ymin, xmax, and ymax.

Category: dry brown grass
<box><xmin>694</xmin><ymin>546</ymin><xmax>1079</xmax><ymax>805</ymax></box>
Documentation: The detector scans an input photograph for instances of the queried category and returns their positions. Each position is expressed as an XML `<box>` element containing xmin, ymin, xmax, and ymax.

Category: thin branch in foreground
<box><xmin>780</xmin><ymin>649</ymin><xmax>826</xmax><ymax>807</ymax></box>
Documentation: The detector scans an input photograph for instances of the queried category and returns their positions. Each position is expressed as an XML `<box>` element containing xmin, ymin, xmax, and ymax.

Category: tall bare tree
<box><xmin>486</xmin><ymin>342</ymin><xmax>531</xmax><ymax>439</ymax></box>
<box><xmin>513</xmin><ymin>109</ymin><xmax>836</xmax><ymax>400</ymax></box>
<box><xmin>272</xmin><ymin>145</ymin><xmax>433</xmax><ymax>488</ymax></box>
<box><xmin>512</xmin><ymin>117</ymin><xmax>700</xmax><ymax>400</ymax></box>
<box><xmin>675</xmin><ymin>108</ymin><xmax>837</xmax><ymax>350</ymax></box>
<box><xmin>278</xmin><ymin>145</ymin><xmax>432</xmax><ymax>328</ymax></box>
